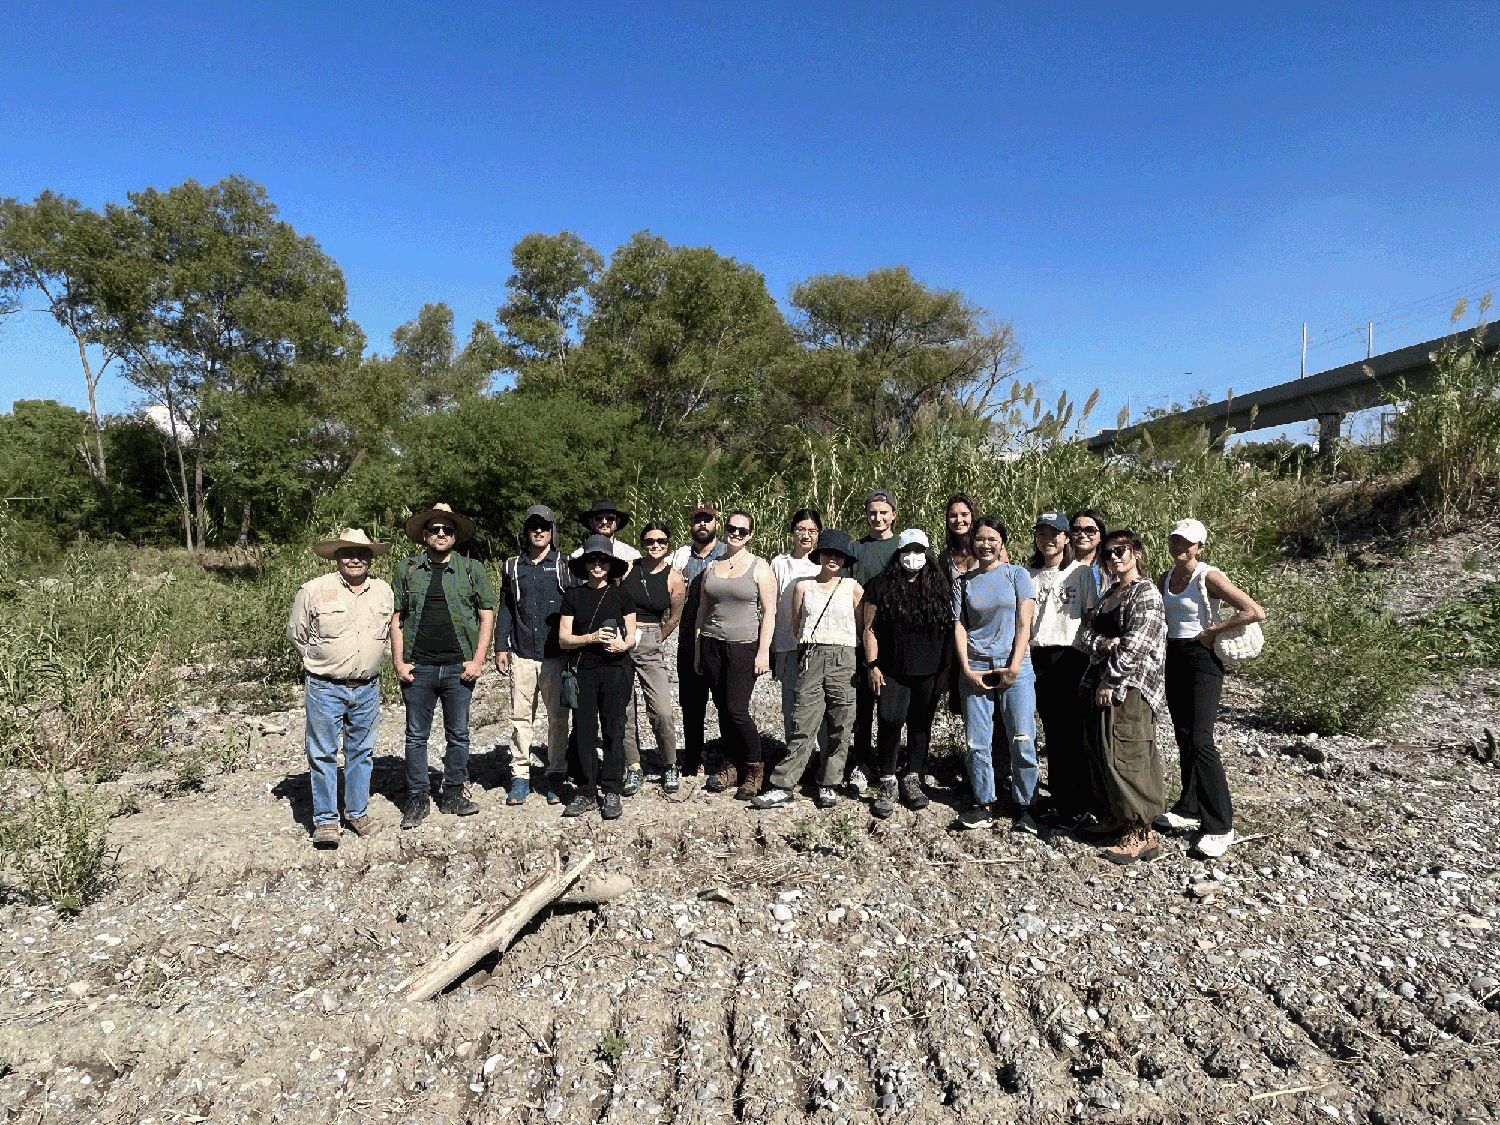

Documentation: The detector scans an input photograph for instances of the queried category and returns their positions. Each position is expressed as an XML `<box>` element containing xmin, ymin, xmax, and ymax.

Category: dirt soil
<box><xmin>3</xmin><ymin>535</ymin><xmax>1500</xmax><ymax>1125</ymax></box>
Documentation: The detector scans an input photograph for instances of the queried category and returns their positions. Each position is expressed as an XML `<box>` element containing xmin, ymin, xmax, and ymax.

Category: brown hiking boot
<box><xmin>311</xmin><ymin>823</ymin><xmax>341</xmax><ymax>849</ymax></box>
<box><xmin>734</xmin><ymin>762</ymin><xmax>765</xmax><ymax>801</ymax></box>
<box><xmin>345</xmin><ymin>815</ymin><xmax>380</xmax><ymax>838</ymax></box>
<box><xmin>704</xmin><ymin>760</ymin><xmax>738</xmax><ymax>793</ymax></box>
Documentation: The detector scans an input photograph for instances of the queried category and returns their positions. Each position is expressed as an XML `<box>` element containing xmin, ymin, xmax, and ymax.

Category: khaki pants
<box><xmin>770</xmin><ymin>644</ymin><xmax>856</xmax><ymax>790</ymax></box>
<box><xmin>1086</xmin><ymin>687</ymin><xmax>1166</xmax><ymax>829</ymax></box>
<box><xmin>623</xmin><ymin>623</ymin><xmax>677</xmax><ymax>768</ymax></box>
<box><xmin>509</xmin><ymin>655</ymin><xmax>568</xmax><ymax>776</ymax></box>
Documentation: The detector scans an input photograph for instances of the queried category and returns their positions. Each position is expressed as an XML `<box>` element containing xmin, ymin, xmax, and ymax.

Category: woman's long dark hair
<box><xmin>1101</xmin><ymin>528</ymin><xmax>1147</xmax><ymax>575</ymax></box>
<box><xmin>942</xmin><ymin>492</ymin><xmax>979</xmax><ymax>560</ymax></box>
<box><xmin>869</xmin><ymin>548</ymin><xmax>954</xmax><ymax>632</ymax></box>
<box><xmin>1027</xmin><ymin>523</ymin><xmax>1074</xmax><ymax>569</ymax></box>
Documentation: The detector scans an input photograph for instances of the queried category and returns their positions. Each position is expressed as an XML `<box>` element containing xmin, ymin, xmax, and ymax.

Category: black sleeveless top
<box><xmin>1092</xmin><ymin>602</ymin><xmax>1124</xmax><ymax>639</ymax></box>
<box><xmin>622</xmin><ymin>563</ymin><xmax>672</xmax><ymax>624</ymax></box>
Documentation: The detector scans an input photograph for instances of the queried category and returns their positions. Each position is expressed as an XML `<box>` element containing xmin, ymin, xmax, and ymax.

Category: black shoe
<box><xmin>562</xmin><ymin>793</ymin><xmax>595</xmax><ymax>818</ymax></box>
<box><xmin>899</xmin><ymin>772</ymin><xmax>930</xmax><ymax>810</ymax></box>
<box><xmin>400</xmin><ymin>792</ymin><xmax>430</xmax><ymax>829</ymax></box>
<box><xmin>1012</xmin><ymin>809</ymin><xmax>1040</xmax><ymax>836</ymax></box>
<box><xmin>438</xmin><ymin>785</ymin><xmax>479</xmax><ymax>816</ymax></box>
<box><xmin>872</xmin><ymin>776</ymin><xmax>898</xmax><ymax>819</ymax></box>
<box><xmin>600</xmin><ymin>792</ymin><xmax>623</xmax><ymax>820</ymax></box>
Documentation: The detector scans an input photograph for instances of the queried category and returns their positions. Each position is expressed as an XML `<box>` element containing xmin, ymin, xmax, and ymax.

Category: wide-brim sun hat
<box><xmin>1170</xmin><ymin>518</ymin><xmax>1208</xmax><ymax>546</ymax></box>
<box><xmin>314</xmin><ymin>527</ymin><xmax>390</xmax><ymax>560</ymax></box>
<box><xmin>568</xmin><ymin>533</ymin><xmax>629</xmax><ymax>581</ymax></box>
<box><xmin>896</xmin><ymin>528</ymin><xmax>930</xmax><ymax>552</ymax></box>
<box><xmin>404</xmin><ymin>502</ymin><xmax>477</xmax><ymax>544</ymax></box>
<box><xmin>811</xmin><ymin>527</ymin><xmax>858</xmax><ymax>566</ymax></box>
<box><xmin>579</xmin><ymin>499</ymin><xmax>632</xmax><ymax>532</ymax></box>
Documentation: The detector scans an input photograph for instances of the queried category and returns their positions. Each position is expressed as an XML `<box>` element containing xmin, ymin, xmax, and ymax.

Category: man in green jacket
<box><xmin>391</xmin><ymin>503</ymin><xmax>497</xmax><ymax>827</ymax></box>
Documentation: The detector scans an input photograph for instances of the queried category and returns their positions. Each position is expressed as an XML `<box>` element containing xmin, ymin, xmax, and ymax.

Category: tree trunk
<box><xmin>236</xmin><ymin>500</ymin><xmax>252</xmax><ymax>547</ymax></box>
<box><xmin>164</xmin><ymin>388</ymin><xmax>195</xmax><ymax>553</ymax></box>
<box><xmin>73</xmin><ymin>334</ymin><xmax>108</xmax><ymax>486</ymax></box>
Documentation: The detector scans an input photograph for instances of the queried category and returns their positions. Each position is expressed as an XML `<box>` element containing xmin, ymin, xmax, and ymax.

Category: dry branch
<box><xmin>397</xmin><ymin>851</ymin><xmax>595</xmax><ymax>1002</ymax></box>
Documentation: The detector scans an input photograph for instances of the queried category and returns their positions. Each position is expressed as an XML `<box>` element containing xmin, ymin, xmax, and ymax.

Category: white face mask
<box><xmin>899</xmin><ymin>551</ymin><xmax>926</xmax><ymax>572</ymax></box>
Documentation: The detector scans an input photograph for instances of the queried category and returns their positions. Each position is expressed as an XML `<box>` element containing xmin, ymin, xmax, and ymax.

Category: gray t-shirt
<box><xmin>955</xmin><ymin>564</ymin><xmax>1036</xmax><ymax>667</ymax></box>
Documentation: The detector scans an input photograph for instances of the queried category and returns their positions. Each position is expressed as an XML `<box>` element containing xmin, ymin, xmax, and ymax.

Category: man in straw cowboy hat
<box><xmin>287</xmin><ymin>528</ymin><xmax>395</xmax><ymax>849</ymax></box>
<box><xmin>391</xmin><ymin>503</ymin><xmax>497</xmax><ymax>828</ymax></box>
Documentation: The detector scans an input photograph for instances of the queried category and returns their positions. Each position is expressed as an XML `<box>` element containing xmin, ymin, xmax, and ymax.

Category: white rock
<box><xmin>771</xmin><ymin>904</ymin><xmax>794</xmax><ymax>923</ymax></box>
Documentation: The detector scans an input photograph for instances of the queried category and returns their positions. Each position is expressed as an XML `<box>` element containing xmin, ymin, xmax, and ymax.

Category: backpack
<box><xmin>504</xmin><ymin>552</ymin><xmax>568</xmax><ymax>605</ymax></box>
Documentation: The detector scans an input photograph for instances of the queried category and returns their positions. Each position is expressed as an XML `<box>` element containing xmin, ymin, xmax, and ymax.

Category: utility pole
<box><xmin>1367</xmin><ymin>322</ymin><xmax>1373</xmax><ymax>359</ymax></box>
<box><xmin>1301</xmin><ymin>323</ymin><xmax>1307</xmax><ymax>378</ymax></box>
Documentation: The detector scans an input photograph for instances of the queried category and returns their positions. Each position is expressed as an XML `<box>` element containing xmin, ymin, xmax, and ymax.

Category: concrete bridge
<box><xmin>1087</xmin><ymin>321</ymin><xmax>1500</xmax><ymax>453</ymax></box>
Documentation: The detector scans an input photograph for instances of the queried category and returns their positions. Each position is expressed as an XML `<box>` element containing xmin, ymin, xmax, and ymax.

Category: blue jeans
<box><xmin>960</xmin><ymin>653</ymin><xmax>1038</xmax><ymax>807</ymax></box>
<box><xmin>304</xmin><ymin>676</ymin><xmax>379</xmax><ymax>827</ymax></box>
<box><xmin>402</xmin><ymin>663</ymin><xmax>474</xmax><ymax>793</ymax></box>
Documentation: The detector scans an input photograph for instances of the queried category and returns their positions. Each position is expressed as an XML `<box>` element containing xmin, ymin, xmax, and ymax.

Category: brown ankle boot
<box><xmin>705</xmin><ymin>759</ymin><xmax>738</xmax><ymax>793</ymax></box>
<box><xmin>734</xmin><ymin>762</ymin><xmax>764</xmax><ymax>801</ymax></box>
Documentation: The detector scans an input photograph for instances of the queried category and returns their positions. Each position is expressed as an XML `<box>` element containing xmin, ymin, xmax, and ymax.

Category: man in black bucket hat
<box><xmin>571</xmin><ymin>500</ymin><xmax>641</xmax><ymax>567</ymax></box>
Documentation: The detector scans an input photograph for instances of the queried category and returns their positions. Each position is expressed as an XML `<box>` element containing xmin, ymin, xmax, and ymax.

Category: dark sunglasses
<box><xmin>426</xmin><ymin>525</ymin><xmax>456</xmax><ymax>536</ymax></box>
<box><xmin>1103</xmin><ymin>545</ymin><xmax>1132</xmax><ymax>560</ymax></box>
<box><xmin>726</xmin><ymin>525</ymin><xmax>752</xmax><ymax>537</ymax></box>
<box><xmin>642</xmin><ymin>536</ymin><xmax>669</xmax><ymax>546</ymax></box>
<box><xmin>691</xmin><ymin>514</ymin><xmax>715</xmax><ymax>524</ymax></box>
<box><xmin>591</xmin><ymin>513</ymin><xmax>619</xmax><ymax>522</ymax></box>
<box><xmin>1070</xmin><ymin>525</ymin><xmax>1100</xmax><ymax>536</ymax></box>
<box><xmin>525</xmin><ymin>523</ymin><xmax>551</xmax><ymax>534</ymax></box>
<box><xmin>336</xmin><ymin>552</ymin><xmax>372</xmax><ymax>562</ymax></box>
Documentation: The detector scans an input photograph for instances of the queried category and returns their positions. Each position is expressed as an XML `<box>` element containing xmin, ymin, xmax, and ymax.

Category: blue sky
<box><xmin>3</xmin><ymin>1</ymin><xmax>1497</xmax><ymax>443</ymax></box>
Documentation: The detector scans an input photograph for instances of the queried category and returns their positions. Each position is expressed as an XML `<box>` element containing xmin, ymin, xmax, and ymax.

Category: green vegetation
<box><xmin>1</xmin><ymin>772</ymin><xmax>112</xmax><ymax>912</ymax></box>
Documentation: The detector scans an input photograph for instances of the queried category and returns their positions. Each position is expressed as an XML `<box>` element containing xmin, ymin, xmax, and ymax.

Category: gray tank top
<box><xmin>700</xmin><ymin>557</ymin><xmax>762</xmax><ymax>644</ymax></box>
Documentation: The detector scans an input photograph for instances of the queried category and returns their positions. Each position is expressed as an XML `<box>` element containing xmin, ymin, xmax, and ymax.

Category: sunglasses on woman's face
<box><xmin>642</xmin><ymin>536</ymin><xmax>669</xmax><ymax>547</ymax></box>
<box><xmin>1071</xmin><ymin>525</ymin><xmax>1099</xmax><ymax>537</ymax></box>
<box><xmin>726</xmin><ymin>525</ymin><xmax>752</xmax><ymax>538</ymax></box>
<box><xmin>1103</xmin><ymin>545</ymin><xmax>1132</xmax><ymax>560</ymax></box>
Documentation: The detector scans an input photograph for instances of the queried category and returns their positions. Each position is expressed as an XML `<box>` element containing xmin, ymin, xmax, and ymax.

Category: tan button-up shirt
<box><xmin>287</xmin><ymin>571</ymin><xmax>395</xmax><ymax>681</ymax></box>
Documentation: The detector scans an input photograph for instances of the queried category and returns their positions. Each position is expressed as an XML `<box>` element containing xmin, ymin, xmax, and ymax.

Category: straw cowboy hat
<box><xmin>313</xmin><ymin>528</ymin><xmax>390</xmax><ymax>560</ymax></box>
<box><xmin>404</xmin><ymin>502</ymin><xmax>477</xmax><ymax>544</ymax></box>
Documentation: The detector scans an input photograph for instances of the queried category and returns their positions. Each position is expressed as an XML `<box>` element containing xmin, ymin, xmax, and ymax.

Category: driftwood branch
<box><xmin>397</xmin><ymin>851</ymin><xmax>595</xmax><ymax>1002</ymax></box>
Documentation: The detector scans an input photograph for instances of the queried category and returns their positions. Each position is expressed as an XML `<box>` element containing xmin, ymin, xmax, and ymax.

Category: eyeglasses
<box><xmin>1103</xmin><ymin>545</ymin><xmax>1132</xmax><ymax>560</ymax></box>
<box><xmin>426</xmin><ymin>525</ymin><xmax>456</xmax><ymax>537</ymax></box>
<box><xmin>591</xmin><ymin>514</ymin><xmax>618</xmax><ymax>524</ymax></box>
<box><xmin>726</xmin><ymin>525</ymin><xmax>752</xmax><ymax>538</ymax></box>
<box><xmin>691</xmin><ymin>514</ymin><xmax>715</xmax><ymax>525</ymax></box>
<box><xmin>642</xmin><ymin>536</ymin><xmax>669</xmax><ymax>547</ymax></box>
<box><xmin>336</xmin><ymin>552</ymin><xmax>372</xmax><ymax>562</ymax></box>
<box><xmin>1070</xmin><ymin>526</ymin><xmax>1100</xmax><ymax>537</ymax></box>
<box><xmin>525</xmin><ymin>524</ymin><xmax>550</xmax><ymax>534</ymax></box>
<box><xmin>585</xmin><ymin>556</ymin><xmax>611</xmax><ymax>567</ymax></box>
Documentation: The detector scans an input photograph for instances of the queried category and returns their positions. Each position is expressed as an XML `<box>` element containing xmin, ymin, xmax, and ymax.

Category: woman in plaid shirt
<box><xmin>1077</xmin><ymin>528</ymin><xmax>1168</xmax><ymax>864</ymax></box>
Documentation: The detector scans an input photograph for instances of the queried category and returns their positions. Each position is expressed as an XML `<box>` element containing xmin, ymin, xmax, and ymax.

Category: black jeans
<box><xmin>574</xmin><ymin>662</ymin><xmax>630</xmax><ymax>797</ymax></box>
<box><xmin>699</xmin><ymin>635</ymin><xmax>762</xmax><ymax>769</ymax></box>
<box><xmin>875</xmin><ymin>671</ymin><xmax>941</xmax><ymax>778</ymax></box>
<box><xmin>677</xmin><ymin>639</ymin><xmax>713</xmax><ymax>775</ymax></box>
<box><xmin>846</xmin><ymin>657</ymin><xmax>877</xmax><ymax>783</ymax></box>
<box><xmin>1164</xmin><ymin>637</ymin><xmax>1232</xmax><ymax>834</ymax></box>
<box><xmin>1032</xmin><ymin>645</ymin><xmax>1095</xmax><ymax>818</ymax></box>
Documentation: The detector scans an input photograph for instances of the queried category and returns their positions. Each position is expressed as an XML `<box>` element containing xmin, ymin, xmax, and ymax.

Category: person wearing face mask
<box><xmin>621</xmin><ymin>521</ymin><xmax>688</xmax><ymax>793</ymax></box>
<box><xmin>952</xmin><ymin>517</ymin><xmax>1038</xmax><ymax>832</ymax></box>
<box><xmin>1026</xmin><ymin>511</ymin><xmax>1098</xmax><ymax>831</ymax></box>
<box><xmin>771</xmin><ymin>508</ymin><xmax>825</xmax><ymax>747</ymax></box>
<box><xmin>861</xmin><ymin>529</ymin><xmax>952</xmax><ymax>818</ymax></box>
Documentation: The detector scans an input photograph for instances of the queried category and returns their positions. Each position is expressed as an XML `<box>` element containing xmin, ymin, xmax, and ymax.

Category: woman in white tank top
<box><xmin>1155</xmin><ymin>518</ymin><xmax>1266</xmax><ymax>859</ymax></box>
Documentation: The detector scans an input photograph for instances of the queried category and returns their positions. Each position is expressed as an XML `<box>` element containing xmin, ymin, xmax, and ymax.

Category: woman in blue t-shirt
<box><xmin>953</xmin><ymin>517</ymin><xmax>1038</xmax><ymax>832</ymax></box>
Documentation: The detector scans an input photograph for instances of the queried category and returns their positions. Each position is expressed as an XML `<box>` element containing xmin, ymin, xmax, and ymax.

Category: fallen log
<box><xmin>397</xmin><ymin>850</ymin><xmax>595</xmax><ymax>1002</ymax></box>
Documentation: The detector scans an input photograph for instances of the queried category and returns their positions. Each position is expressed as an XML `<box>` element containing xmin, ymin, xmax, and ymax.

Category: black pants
<box><xmin>1032</xmin><ymin>645</ymin><xmax>1095</xmax><ymax>817</ymax></box>
<box><xmin>846</xmin><ymin>657</ymin><xmax>877</xmax><ymax>782</ymax></box>
<box><xmin>677</xmin><ymin>640</ymin><xmax>713</xmax><ymax>775</ymax></box>
<box><xmin>574</xmin><ymin>662</ymin><xmax>629</xmax><ymax>797</ymax></box>
<box><xmin>875</xmin><ymin>671</ymin><xmax>941</xmax><ymax>778</ymax></box>
<box><xmin>1164</xmin><ymin>637</ymin><xmax>1232</xmax><ymax>834</ymax></box>
<box><xmin>699</xmin><ymin>635</ymin><xmax>761</xmax><ymax>769</ymax></box>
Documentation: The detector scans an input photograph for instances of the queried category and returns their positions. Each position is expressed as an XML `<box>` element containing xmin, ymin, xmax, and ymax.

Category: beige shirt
<box><xmin>286</xmin><ymin>571</ymin><xmax>395</xmax><ymax>680</ymax></box>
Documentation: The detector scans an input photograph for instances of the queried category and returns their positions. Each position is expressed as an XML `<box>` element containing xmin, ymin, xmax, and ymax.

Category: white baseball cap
<box><xmin>896</xmin><ymin>528</ymin><xmax>930</xmax><ymax>551</ymax></box>
<box><xmin>1169</xmin><ymin>518</ymin><xmax>1208</xmax><ymax>546</ymax></box>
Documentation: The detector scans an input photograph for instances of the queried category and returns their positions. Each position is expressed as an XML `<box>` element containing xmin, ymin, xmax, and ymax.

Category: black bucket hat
<box><xmin>569</xmin><ymin>533</ymin><xmax>629</xmax><ymax>581</ymax></box>
<box><xmin>811</xmin><ymin>528</ymin><xmax>858</xmax><ymax>566</ymax></box>
<box><xmin>578</xmin><ymin>499</ymin><xmax>632</xmax><ymax>532</ymax></box>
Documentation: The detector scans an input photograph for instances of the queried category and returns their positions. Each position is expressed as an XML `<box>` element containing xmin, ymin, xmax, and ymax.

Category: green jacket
<box><xmin>394</xmin><ymin>553</ymin><xmax>498</xmax><ymax>663</ymax></box>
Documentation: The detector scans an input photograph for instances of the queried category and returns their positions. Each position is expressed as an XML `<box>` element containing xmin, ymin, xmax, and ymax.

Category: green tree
<box><xmin>98</xmin><ymin>176</ymin><xmax>362</xmax><ymax>550</ymax></box>
<box><xmin>496</xmin><ymin>231</ymin><xmax>603</xmax><ymax>373</ymax></box>
<box><xmin>788</xmin><ymin>266</ymin><xmax>1022</xmax><ymax>443</ymax></box>
<box><xmin>0</xmin><ymin>400</ymin><xmax>99</xmax><ymax>559</ymax></box>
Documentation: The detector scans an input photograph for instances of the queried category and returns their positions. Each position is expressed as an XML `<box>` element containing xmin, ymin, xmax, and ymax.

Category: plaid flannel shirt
<box><xmin>1078</xmin><ymin>576</ymin><xmax>1167</xmax><ymax>715</ymax></box>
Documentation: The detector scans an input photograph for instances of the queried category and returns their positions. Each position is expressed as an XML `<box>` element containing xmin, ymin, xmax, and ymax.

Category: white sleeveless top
<box><xmin>798</xmin><ymin>578</ymin><xmax>857</xmax><ymax>646</ymax></box>
<box><xmin>1162</xmin><ymin>562</ymin><xmax>1218</xmax><ymax>639</ymax></box>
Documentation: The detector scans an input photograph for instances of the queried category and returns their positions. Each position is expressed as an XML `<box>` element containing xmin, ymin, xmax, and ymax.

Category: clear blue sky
<box><xmin>3</xmin><ymin>1</ymin><xmax>1497</xmax><ymax>443</ymax></box>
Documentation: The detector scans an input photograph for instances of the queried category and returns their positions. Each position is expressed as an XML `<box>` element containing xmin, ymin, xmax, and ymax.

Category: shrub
<box><xmin>1245</xmin><ymin>569</ymin><xmax>1415</xmax><ymax>735</ymax></box>
<box><xmin>1</xmin><ymin>772</ymin><xmax>112</xmax><ymax>912</ymax></box>
<box><xmin>1410</xmin><ymin>581</ymin><xmax>1500</xmax><ymax>671</ymax></box>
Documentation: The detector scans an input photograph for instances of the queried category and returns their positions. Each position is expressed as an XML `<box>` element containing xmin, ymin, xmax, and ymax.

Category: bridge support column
<box><xmin>1317</xmin><ymin>412</ymin><xmax>1344</xmax><ymax>460</ymax></box>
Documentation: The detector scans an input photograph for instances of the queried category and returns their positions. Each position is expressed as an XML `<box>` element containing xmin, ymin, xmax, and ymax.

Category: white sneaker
<box><xmin>1193</xmin><ymin>830</ymin><xmax>1235</xmax><ymax>858</ymax></box>
<box><xmin>1153</xmin><ymin>811</ymin><xmax>1201</xmax><ymax>832</ymax></box>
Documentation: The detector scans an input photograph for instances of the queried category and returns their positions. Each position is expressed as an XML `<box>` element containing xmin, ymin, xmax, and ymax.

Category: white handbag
<box><xmin>1200</xmin><ymin>565</ymin><xmax>1263</xmax><ymax>664</ymax></box>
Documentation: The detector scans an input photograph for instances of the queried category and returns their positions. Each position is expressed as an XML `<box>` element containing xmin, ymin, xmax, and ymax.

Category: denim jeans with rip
<box><xmin>960</xmin><ymin>654</ymin><xmax>1037</xmax><ymax>807</ymax></box>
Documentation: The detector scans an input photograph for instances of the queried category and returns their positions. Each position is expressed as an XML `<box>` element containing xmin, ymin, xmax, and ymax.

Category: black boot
<box><xmin>401</xmin><ymin>792</ymin><xmax>430</xmax><ymax>829</ymax></box>
<box><xmin>438</xmin><ymin>785</ymin><xmax>479</xmax><ymax>816</ymax></box>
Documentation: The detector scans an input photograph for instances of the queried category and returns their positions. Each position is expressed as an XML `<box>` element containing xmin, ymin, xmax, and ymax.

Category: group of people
<box><xmin>287</xmin><ymin>491</ymin><xmax>1264</xmax><ymax>866</ymax></box>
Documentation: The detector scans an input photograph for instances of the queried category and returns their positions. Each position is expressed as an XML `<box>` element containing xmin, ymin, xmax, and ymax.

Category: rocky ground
<box><xmin>2</xmin><ymin>532</ymin><xmax>1499</xmax><ymax>1124</ymax></box>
